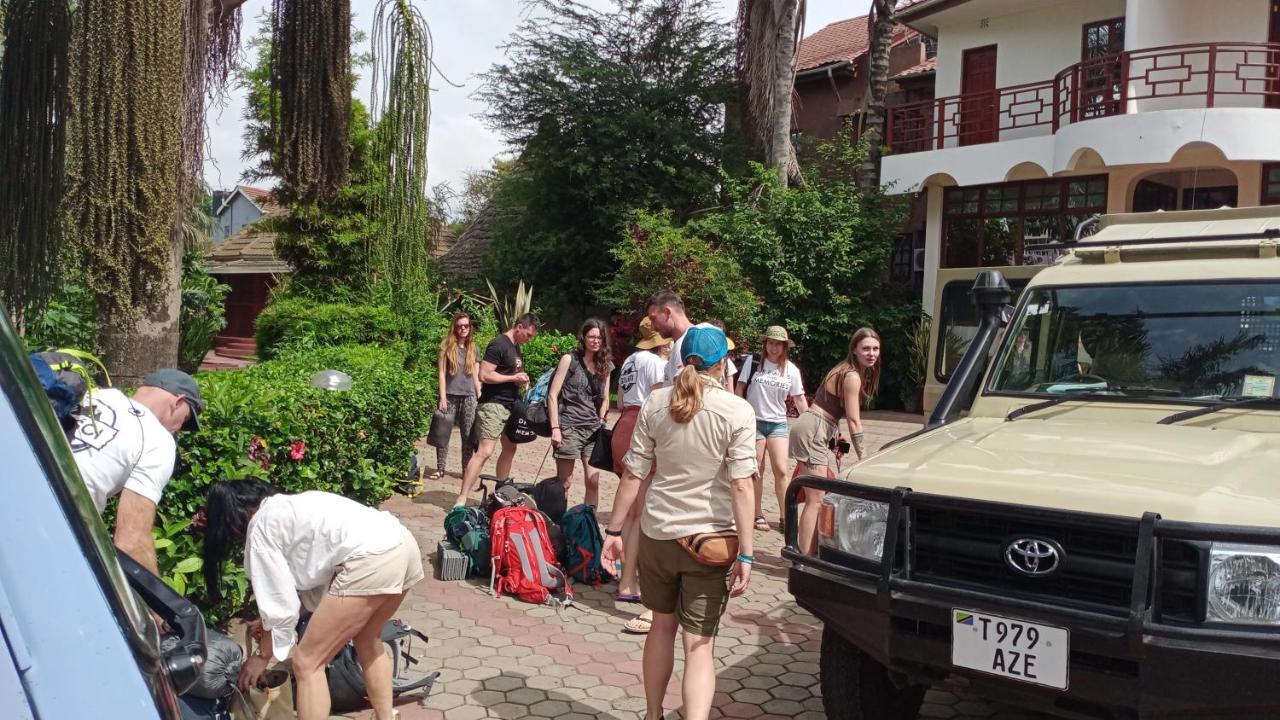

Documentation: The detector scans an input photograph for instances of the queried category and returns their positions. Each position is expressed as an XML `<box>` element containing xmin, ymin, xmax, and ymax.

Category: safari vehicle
<box><xmin>0</xmin><ymin>306</ymin><xmax>207</xmax><ymax>719</ymax></box>
<box><xmin>786</xmin><ymin>206</ymin><xmax>1280</xmax><ymax>719</ymax></box>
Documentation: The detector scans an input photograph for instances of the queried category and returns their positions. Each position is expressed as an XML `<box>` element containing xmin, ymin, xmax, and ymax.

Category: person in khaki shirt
<box><xmin>603</xmin><ymin>325</ymin><xmax>757</xmax><ymax>720</ymax></box>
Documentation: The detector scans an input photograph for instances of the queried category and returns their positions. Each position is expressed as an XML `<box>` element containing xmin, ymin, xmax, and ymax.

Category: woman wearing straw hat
<box><xmin>611</xmin><ymin>317</ymin><xmax>673</xmax><ymax>606</ymax></box>
<box><xmin>735</xmin><ymin>326</ymin><xmax>808</xmax><ymax>531</ymax></box>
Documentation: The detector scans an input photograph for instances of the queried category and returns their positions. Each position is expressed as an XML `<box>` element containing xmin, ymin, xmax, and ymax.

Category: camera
<box><xmin>828</xmin><ymin>436</ymin><xmax>851</xmax><ymax>454</ymax></box>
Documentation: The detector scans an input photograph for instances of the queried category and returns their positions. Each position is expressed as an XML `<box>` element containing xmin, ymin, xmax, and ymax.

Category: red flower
<box><xmin>191</xmin><ymin>508</ymin><xmax>207</xmax><ymax>530</ymax></box>
<box><xmin>290</xmin><ymin>441</ymin><xmax>306</xmax><ymax>461</ymax></box>
<box><xmin>248</xmin><ymin>436</ymin><xmax>271</xmax><ymax>470</ymax></box>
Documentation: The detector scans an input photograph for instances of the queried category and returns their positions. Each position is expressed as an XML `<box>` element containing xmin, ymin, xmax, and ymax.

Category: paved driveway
<box><xmin>349</xmin><ymin>412</ymin><xmax>1053</xmax><ymax>720</ymax></box>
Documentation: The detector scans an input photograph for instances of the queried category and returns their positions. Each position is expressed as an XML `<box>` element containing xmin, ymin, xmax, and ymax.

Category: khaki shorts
<box><xmin>554</xmin><ymin>423</ymin><xmax>600</xmax><ymax>461</ymax></box>
<box><xmin>638</xmin><ymin>533</ymin><xmax>731</xmax><ymax>637</ymax></box>
<box><xmin>330</xmin><ymin>531</ymin><xmax>424</xmax><ymax>596</ymax></box>
<box><xmin>789</xmin><ymin>410</ymin><xmax>836</xmax><ymax>468</ymax></box>
<box><xmin>475</xmin><ymin>401</ymin><xmax>513</xmax><ymax>441</ymax></box>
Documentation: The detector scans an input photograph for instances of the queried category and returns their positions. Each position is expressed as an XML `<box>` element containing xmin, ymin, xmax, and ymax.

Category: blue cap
<box><xmin>681</xmin><ymin>325</ymin><xmax>729</xmax><ymax>371</ymax></box>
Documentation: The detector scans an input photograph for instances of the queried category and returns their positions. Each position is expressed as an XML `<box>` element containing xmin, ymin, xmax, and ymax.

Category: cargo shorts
<box><xmin>638</xmin><ymin>533</ymin><xmax>732</xmax><ymax>638</ymax></box>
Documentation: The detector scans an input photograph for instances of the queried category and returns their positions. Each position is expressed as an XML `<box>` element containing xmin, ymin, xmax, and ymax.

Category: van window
<box><xmin>935</xmin><ymin>278</ymin><xmax>1030</xmax><ymax>381</ymax></box>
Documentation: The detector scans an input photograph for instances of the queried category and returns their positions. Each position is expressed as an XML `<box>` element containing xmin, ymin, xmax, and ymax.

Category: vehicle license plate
<box><xmin>951</xmin><ymin>608</ymin><xmax>1069</xmax><ymax>690</ymax></box>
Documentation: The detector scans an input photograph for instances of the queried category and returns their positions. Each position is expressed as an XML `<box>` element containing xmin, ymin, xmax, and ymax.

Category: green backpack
<box><xmin>460</xmin><ymin>528</ymin><xmax>491</xmax><ymax>578</ymax></box>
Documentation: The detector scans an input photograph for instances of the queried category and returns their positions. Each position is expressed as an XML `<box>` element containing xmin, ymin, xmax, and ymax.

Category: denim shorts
<box><xmin>755</xmin><ymin>419</ymin><xmax>789</xmax><ymax>440</ymax></box>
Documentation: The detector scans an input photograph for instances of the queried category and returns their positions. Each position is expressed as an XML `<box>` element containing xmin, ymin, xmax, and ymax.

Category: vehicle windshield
<box><xmin>989</xmin><ymin>281</ymin><xmax>1280</xmax><ymax>401</ymax></box>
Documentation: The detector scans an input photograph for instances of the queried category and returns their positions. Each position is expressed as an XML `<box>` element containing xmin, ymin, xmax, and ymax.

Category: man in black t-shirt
<box><xmin>452</xmin><ymin>313</ymin><xmax>540</xmax><ymax>507</ymax></box>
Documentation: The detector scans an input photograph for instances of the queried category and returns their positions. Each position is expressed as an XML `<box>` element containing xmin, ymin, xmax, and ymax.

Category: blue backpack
<box><xmin>521</xmin><ymin>367</ymin><xmax>557</xmax><ymax>436</ymax></box>
<box><xmin>559</xmin><ymin>504</ymin><xmax>608</xmax><ymax>586</ymax></box>
<box><xmin>29</xmin><ymin>349</ymin><xmax>110</xmax><ymax>433</ymax></box>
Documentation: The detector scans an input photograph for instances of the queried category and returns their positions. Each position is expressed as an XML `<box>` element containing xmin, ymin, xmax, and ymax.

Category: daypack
<box><xmin>29</xmin><ymin>349</ymin><xmax>110</xmax><ymax>433</ymax></box>
<box><xmin>560</xmin><ymin>504</ymin><xmax>609</xmax><ymax>586</ymax></box>
<box><xmin>460</xmin><ymin>528</ymin><xmax>491</xmax><ymax>578</ymax></box>
<box><xmin>296</xmin><ymin>616</ymin><xmax>438</xmax><ymax>713</ymax></box>
<box><xmin>490</xmin><ymin>506</ymin><xmax>572</xmax><ymax>606</ymax></box>
<box><xmin>443</xmin><ymin>506</ymin><xmax>488</xmax><ymax>545</ymax></box>
<box><xmin>521</xmin><ymin>367</ymin><xmax>557</xmax><ymax>436</ymax></box>
<box><xmin>524</xmin><ymin>476</ymin><xmax>568</xmax><ymax>525</ymax></box>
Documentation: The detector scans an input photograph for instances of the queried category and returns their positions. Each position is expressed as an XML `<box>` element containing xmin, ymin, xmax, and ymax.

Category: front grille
<box><xmin>910</xmin><ymin>506</ymin><xmax>1140</xmax><ymax>614</ymax></box>
<box><xmin>1156</xmin><ymin>539</ymin><xmax>1202</xmax><ymax>623</ymax></box>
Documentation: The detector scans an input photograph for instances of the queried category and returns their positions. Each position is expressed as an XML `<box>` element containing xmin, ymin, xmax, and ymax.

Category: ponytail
<box><xmin>669</xmin><ymin>363</ymin><xmax>707</xmax><ymax>423</ymax></box>
<box><xmin>202</xmin><ymin>479</ymin><xmax>279</xmax><ymax>601</ymax></box>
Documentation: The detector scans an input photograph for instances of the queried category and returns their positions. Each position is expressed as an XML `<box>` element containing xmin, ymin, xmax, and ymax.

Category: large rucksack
<box><xmin>296</xmin><ymin>616</ymin><xmax>438</xmax><ymax>712</ymax></box>
<box><xmin>559</xmin><ymin>504</ymin><xmax>609</xmax><ymax>586</ymax></box>
<box><xmin>489</xmin><ymin>506</ymin><xmax>572</xmax><ymax>606</ymax></box>
<box><xmin>443</xmin><ymin>506</ymin><xmax>487</xmax><ymax>545</ymax></box>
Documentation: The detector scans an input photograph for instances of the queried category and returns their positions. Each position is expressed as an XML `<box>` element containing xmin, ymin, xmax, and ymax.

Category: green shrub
<box><xmin>519</xmin><ymin>329</ymin><xmax>582</xmax><ymax>380</ymax></box>
<box><xmin>160</xmin><ymin>343</ymin><xmax>434</xmax><ymax>622</ymax></box>
<box><xmin>178</xmin><ymin>252</ymin><xmax>230</xmax><ymax>373</ymax></box>
<box><xmin>254</xmin><ymin>298</ymin><xmax>401</xmax><ymax>360</ymax></box>
<box><xmin>21</xmin><ymin>281</ymin><xmax>97</xmax><ymax>352</ymax></box>
<box><xmin>595</xmin><ymin>211</ymin><xmax>762</xmax><ymax>338</ymax></box>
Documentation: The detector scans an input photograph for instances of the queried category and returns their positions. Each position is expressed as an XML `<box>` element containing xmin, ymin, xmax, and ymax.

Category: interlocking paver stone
<box><xmin>333</xmin><ymin>413</ymin><xmax>1055</xmax><ymax>720</ymax></box>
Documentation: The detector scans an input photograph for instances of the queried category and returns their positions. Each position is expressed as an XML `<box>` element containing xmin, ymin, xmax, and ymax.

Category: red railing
<box><xmin>888</xmin><ymin>42</ymin><xmax>1280</xmax><ymax>154</ymax></box>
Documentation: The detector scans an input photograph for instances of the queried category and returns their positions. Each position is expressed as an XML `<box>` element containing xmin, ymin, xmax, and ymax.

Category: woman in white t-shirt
<box><xmin>202</xmin><ymin>481</ymin><xmax>423</xmax><ymax>720</ymax></box>
<box><xmin>611</xmin><ymin>317</ymin><xmax>672</xmax><ymax>606</ymax></box>
<box><xmin>735</xmin><ymin>326</ymin><xmax>808</xmax><ymax>531</ymax></box>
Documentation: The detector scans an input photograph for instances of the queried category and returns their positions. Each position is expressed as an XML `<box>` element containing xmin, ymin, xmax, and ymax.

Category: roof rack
<box><xmin>1024</xmin><ymin>207</ymin><xmax>1280</xmax><ymax>254</ymax></box>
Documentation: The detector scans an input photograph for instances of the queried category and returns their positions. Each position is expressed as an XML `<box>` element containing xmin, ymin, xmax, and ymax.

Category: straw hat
<box><xmin>634</xmin><ymin>317</ymin><xmax>673</xmax><ymax>350</ymax></box>
<box><xmin>759</xmin><ymin>325</ymin><xmax>795</xmax><ymax>347</ymax></box>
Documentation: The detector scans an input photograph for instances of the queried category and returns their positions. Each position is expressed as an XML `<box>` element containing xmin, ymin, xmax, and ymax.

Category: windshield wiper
<box><xmin>1005</xmin><ymin>390</ymin><xmax>1115</xmax><ymax>421</ymax></box>
<box><xmin>1157</xmin><ymin>396</ymin><xmax>1280</xmax><ymax>425</ymax></box>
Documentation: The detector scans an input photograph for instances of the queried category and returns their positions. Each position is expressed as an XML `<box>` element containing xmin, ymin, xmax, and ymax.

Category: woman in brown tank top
<box><xmin>787</xmin><ymin>328</ymin><xmax>882</xmax><ymax>554</ymax></box>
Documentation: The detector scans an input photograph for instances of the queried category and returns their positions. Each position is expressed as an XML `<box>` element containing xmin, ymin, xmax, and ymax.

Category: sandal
<box><xmin>754</xmin><ymin>515</ymin><xmax>771</xmax><ymax>531</ymax></box>
<box><xmin>615</xmin><ymin>592</ymin><xmax>642</xmax><ymax>604</ymax></box>
<box><xmin>426</xmin><ymin>470</ymin><xmax>447</xmax><ymax>481</ymax></box>
<box><xmin>622</xmin><ymin>610</ymin><xmax>652</xmax><ymax>635</ymax></box>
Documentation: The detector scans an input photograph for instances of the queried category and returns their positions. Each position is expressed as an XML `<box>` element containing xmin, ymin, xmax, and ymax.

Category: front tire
<box><xmin>820</xmin><ymin>626</ymin><xmax>927</xmax><ymax>720</ymax></box>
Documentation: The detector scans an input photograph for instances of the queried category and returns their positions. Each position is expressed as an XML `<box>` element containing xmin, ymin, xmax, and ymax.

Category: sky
<box><xmin>201</xmin><ymin>0</ymin><xmax>873</xmax><ymax>206</ymax></box>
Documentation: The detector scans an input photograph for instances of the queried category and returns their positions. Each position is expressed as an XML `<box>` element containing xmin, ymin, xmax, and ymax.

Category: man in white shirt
<box><xmin>71</xmin><ymin>368</ymin><xmax>204</xmax><ymax>574</ymax></box>
<box><xmin>646</xmin><ymin>291</ymin><xmax>737</xmax><ymax>387</ymax></box>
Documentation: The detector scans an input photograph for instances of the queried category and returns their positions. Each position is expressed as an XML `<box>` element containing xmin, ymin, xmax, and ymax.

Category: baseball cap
<box><xmin>634</xmin><ymin>317</ymin><xmax>673</xmax><ymax>350</ymax></box>
<box><xmin>141</xmin><ymin>368</ymin><xmax>204</xmax><ymax>432</ymax></box>
<box><xmin>681</xmin><ymin>325</ymin><xmax>729</xmax><ymax>371</ymax></box>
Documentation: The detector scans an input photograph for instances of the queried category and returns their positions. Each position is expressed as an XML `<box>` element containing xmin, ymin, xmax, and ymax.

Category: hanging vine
<box><xmin>0</xmin><ymin>0</ymin><xmax>73</xmax><ymax>317</ymax></box>
<box><xmin>271</xmin><ymin>0</ymin><xmax>352</xmax><ymax>204</ymax></box>
<box><xmin>370</xmin><ymin>0</ymin><xmax>434</xmax><ymax>313</ymax></box>
<box><xmin>207</xmin><ymin>0</ymin><xmax>243</xmax><ymax>96</ymax></box>
<box><xmin>68</xmin><ymin>0</ymin><xmax>184</xmax><ymax>321</ymax></box>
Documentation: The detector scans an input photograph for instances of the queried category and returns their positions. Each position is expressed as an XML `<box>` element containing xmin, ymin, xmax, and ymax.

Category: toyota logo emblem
<box><xmin>1004</xmin><ymin>538</ymin><xmax>1064</xmax><ymax>577</ymax></box>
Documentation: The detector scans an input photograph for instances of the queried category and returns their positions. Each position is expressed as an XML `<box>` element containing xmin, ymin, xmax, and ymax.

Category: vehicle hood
<box><xmin>849</xmin><ymin>417</ymin><xmax>1280</xmax><ymax>526</ymax></box>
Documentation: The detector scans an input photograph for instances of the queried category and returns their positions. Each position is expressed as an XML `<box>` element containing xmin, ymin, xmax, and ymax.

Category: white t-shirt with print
<box><xmin>619</xmin><ymin>350</ymin><xmax>666</xmax><ymax>407</ymax></box>
<box><xmin>740</xmin><ymin>355</ymin><xmax>806</xmax><ymax>423</ymax></box>
<box><xmin>664</xmin><ymin>323</ymin><xmax>738</xmax><ymax>384</ymax></box>
<box><xmin>71</xmin><ymin>388</ymin><xmax>177</xmax><ymax>512</ymax></box>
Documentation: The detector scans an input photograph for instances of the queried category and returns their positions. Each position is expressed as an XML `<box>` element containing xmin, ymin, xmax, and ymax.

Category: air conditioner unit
<box><xmin>912</xmin><ymin>248</ymin><xmax>926</xmax><ymax>273</ymax></box>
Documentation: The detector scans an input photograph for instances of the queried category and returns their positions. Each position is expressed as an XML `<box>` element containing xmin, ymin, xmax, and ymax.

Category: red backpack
<box><xmin>489</xmin><ymin>506</ymin><xmax>573</xmax><ymax>606</ymax></box>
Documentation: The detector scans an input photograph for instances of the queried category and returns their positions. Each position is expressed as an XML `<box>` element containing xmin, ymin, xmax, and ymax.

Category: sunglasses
<box><xmin>455</xmin><ymin>323</ymin><xmax>471</xmax><ymax>329</ymax></box>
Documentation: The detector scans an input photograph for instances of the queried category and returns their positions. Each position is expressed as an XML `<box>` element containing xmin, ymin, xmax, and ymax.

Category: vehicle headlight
<box><xmin>818</xmin><ymin>495</ymin><xmax>888</xmax><ymax>562</ymax></box>
<box><xmin>1206</xmin><ymin>543</ymin><xmax>1280</xmax><ymax>625</ymax></box>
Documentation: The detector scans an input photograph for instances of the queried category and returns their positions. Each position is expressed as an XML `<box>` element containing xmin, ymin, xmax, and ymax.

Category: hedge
<box><xmin>254</xmin><ymin>298</ymin><xmax>402</xmax><ymax>360</ymax></box>
<box><xmin>156</xmin><ymin>343</ymin><xmax>434</xmax><ymax>622</ymax></box>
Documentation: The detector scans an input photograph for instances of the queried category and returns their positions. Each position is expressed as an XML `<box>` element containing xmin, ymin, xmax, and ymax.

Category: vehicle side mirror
<box><xmin>1000</xmin><ymin>304</ymin><xmax>1016</xmax><ymax>327</ymax></box>
<box><xmin>117</xmin><ymin>551</ymin><xmax>207</xmax><ymax>696</ymax></box>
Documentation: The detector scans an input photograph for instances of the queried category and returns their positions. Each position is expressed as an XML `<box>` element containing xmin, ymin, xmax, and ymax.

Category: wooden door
<box><xmin>1080</xmin><ymin>17</ymin><xmax>1125</xmax><ymax>118</ymax></box>
<box><xmin>960</xmin><ymin>45</ymin><xmax>998</xmax><ymax>145</ymax></box>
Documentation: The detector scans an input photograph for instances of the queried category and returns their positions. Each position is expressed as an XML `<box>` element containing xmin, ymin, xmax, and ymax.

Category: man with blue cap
<box><xmin>71</xmin><ymin>368</ymin><xmax>204</xmax><ymax>574</ymax></box>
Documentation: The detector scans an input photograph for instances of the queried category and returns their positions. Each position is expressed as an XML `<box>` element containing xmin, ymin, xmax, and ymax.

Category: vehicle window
<box><xmin>935</xmin><ymin>278</ymin><xmax>1030</xmax><ymax>381</ymax></box>
<box><xmin>989</xmin><ymin>282</ymin><xmax>1280</xmax><ymax>399</ymax></box>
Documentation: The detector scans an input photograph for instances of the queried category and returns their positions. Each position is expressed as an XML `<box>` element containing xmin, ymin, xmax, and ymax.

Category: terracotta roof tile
<box><xmin>236</xmin><ymin>185</ymin><xmax>281</xmax><ymax>212</ymax></box>
<box><xmin>894</xmin><ymin>56</ymin><xmax>936</xmax><ymax>79</ymax></box>
<box><xmin>206</xmin><ymin>210</ymin><xmax>289</xmax><ymax>274</ymax></box>
<box><xmin>796</xmin><ymin>16</ymin><xmax>918</xmax><ymax>73</ymax></box>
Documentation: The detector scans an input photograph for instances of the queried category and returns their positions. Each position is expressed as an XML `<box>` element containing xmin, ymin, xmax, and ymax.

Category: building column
<box><xmin>922</xmin><ymin>184</ymin><xmax>945</xmax><ymax>312</ymax></box>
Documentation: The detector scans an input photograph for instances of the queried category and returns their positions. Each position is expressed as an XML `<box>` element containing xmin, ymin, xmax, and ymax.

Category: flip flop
<box><xmin>616</xmin><ymin>593</ymin><xmax>642</xmax><ymax>604</ymax></box>
<box><xmin>622</xmin><ymin>611</ymin><xmax>652</xmax><ymax>635</ymax></box>
<box><xmin>754</xmin><ymin>515</ymin><xmax>771</xmax><ymax>531</ymax></box>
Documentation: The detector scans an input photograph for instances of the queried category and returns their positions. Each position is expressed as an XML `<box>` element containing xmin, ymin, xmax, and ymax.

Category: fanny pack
<box><xmin>676</xmin><ymin>529</ymin><xmax>740</xmax><ymax>567</ymax></box>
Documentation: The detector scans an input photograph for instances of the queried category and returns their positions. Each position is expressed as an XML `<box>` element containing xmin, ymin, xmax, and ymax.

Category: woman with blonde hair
<box><xmin>789</xmin><ymin>327</ymin><xmax>882</xmax><ymax>554</ymax></box>
<box><xmin>603</xmin><ymin>325</ymin><xmax>757</xmax><ymax>720</ymax></box>
<box><xmin>432</xmin><ymin>312</ymin><xmax>482</xmax><ymax>480</ymax></box>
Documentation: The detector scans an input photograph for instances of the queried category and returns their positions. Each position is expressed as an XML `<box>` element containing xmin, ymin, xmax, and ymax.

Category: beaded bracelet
<box><xmin>737</xmin><ymin>554</ymin><xmax>755</xmax><ymax>565</ymax></box>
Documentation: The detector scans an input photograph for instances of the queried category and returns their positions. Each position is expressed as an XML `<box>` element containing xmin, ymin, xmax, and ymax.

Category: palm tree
<box><xmin>736</xmin><ymin>0</ymin><xmax>806</xmax><ymax>186</ymax></box>
<box><xmin>859</xmin><ymin>0</ymin><xmax>898</xmax><ymax>191</ymax></box>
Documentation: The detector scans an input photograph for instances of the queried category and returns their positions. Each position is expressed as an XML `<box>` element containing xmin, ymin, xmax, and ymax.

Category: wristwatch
<box><xmin>605</xmin><ymin>528</ymin><xmax>623</xmax><ymax>537</ymax></box>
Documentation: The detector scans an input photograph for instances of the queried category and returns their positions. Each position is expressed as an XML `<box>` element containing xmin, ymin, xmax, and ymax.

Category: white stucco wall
<box><xmin>933</xmin><ymin>0</ymin><xmax>1125</xmax><ymax>98</ymax></box>
<box><xmin>1125</xmin><ymin>0</ymin><xmax>1270</xmax><ymax>50</ymax></box>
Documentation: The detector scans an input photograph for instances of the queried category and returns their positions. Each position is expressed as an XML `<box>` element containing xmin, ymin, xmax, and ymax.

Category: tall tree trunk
<box><xmin>737</xmin><ymin>0</ymin><xmax>804</xmax><ymax>187</ymax></box>
<box><xmin>859</xmin><ymin>0</ymin><xmax>897</xmax><ymax>191</ymax></box>
<box><xmin>99</xmin><ymin>236</ymin><xmax>183</xmax><ymax>387</ymax></box>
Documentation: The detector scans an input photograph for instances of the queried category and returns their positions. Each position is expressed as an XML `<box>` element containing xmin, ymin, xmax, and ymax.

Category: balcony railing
<box><xmin>888</xmin><ymin>42</ymin><xmax>1280</xmax><ymax>154</ymax></box>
